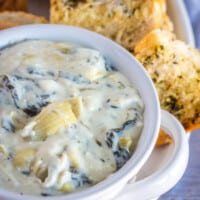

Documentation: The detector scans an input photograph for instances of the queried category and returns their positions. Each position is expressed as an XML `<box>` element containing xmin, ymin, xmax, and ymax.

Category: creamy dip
<box><xmin>0</xmin><ymin>40</ymin><xmax>144</xmax><ymax>196</ymax></box>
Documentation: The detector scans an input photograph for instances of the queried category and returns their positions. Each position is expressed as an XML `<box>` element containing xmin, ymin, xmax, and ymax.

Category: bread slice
<box><xmin>0</xmin><ymin>0</ymin><xmax>27</xmax><ymax>11</ymax></box>
<box><xmin>0</xmin><ymin>11</ymin><xmax>48</xmax><ymax>30</ymax></box>
<box><xmin>50</xmin><ymin>0</ymin><xmax>169</xmax><ymax>52</ymax></box>
<box><xmin>135</xmin><ymin>29</ymin><xmax>200</xmax><ymax>136</ymax></box>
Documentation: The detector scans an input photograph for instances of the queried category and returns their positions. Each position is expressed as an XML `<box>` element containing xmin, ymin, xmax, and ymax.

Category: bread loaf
<box><xmin>0</xmin><ymin>11</ymin><xmax>48</xmax><ymax>30</ymax></box>
<box><xmin>0</xmin><ymin>0</ymin><xmax>27</xmax><ymax>11</ymax></box>
<box><xmin>50</xmin><ymin>0</ymin><xmax>171</xmax><ymax>52</ymax></box>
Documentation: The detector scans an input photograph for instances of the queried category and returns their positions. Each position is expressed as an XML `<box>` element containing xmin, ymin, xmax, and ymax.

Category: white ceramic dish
<box><xmin>0</xmin><ymin>24</ymin><xmax>188</xmax><ymax>200</ymax></box>
<box><xmin>115</xmin><ymin>0</ymin><xmax>195</xmax><ymax>199</ymax></box>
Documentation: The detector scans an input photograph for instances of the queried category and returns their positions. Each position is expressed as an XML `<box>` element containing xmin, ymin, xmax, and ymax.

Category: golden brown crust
<box><xmin>135</xmin><ymin>29</ymin><xmax>200</xmax><ymax>134</ymax></box>
<box><xmin>0</xmin><ymin>11</ymin><xmax>48</xmax><ymax>30</ymax></box>
<box><xmin>50</xmin><ymin>0</ymin><xmax>168</xmax><ymax>52</ymax></box>
<box><xmin>0</xmin><ymin>0</ymin><xmax>27</xmax><ymax>11</ymax></box>
<box><xmin>155</xmin><ymin>129</ymin><xmax>173</xmax><ymax>147</ymax></box>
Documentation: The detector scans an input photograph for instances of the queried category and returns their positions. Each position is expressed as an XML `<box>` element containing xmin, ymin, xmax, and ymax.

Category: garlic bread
<box><xmin>50</xmin><ymin>0</ymin><xmax>169</xmax><ymax>52</ymax></box>
<box><xmin>0</xmin><ymin>11</ymin><xmax>48</xmax><ymax>30</ymax></box>
<box><xmin>135</xmin><ymin>29</ymin><xmax>200</xmax><ymax>133</ymax></box>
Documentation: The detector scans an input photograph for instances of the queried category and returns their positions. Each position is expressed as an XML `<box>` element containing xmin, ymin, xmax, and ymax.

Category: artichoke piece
<box><xmin>68</xmin><ymin>97</ymin><xmax>83</xmax><ymax>118</ymax></box>
<box><xmin>32</xmin><ymin>101</ymin><xmax>77</xmax><ymax>141</ymax></box>
<box><xmin>30</xmin><ymin>159</ymin><xmax>49</xmax><ymax>183</ymax></box>
<box><xmin>13</xmin><ymin>148</ymin><xmax>36</xmax><ymax>168</ymax></box>
<box><xmin>86</xmin><ymin>71</ymin><xmax>107</xmax><ymax>81</ymax></box>
<box><xmin>0</xmin><ymin>144</ymin><xmax>7</xmax><ymax>155</ymax></box>
<box><xmin>34</xmin><ymin>166</ymin><xmax>48</xmax><ymax>182</ymax></box>
<box><xmin>67</xmin><ymin>151</ymin><xmax>79</xmax><ymax>169</ymax></box>
<box><xmin>59</xmin><ymin>182</ymin><xmax>74</xmax><ymax>192</ymax></box>
<box><xmin>119</xmin><ymin>137</ymin><xmax>132</xmax><ymax>149</ymax></box>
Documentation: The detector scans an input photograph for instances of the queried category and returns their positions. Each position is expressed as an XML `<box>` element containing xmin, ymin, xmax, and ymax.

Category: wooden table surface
<box><xmin>160</xmin><ymin>129</ymin><xmax>200</xmax><ymax>199</ymax></box>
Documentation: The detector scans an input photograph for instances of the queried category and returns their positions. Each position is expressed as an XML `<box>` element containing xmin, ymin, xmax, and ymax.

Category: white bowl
<box><xmin>0</xmin><ymin>24</ymin><xmax>186</xmax><ymax>200</ymax></box>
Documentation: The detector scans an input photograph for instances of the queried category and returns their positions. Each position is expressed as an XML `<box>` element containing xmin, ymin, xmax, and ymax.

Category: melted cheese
<box><xmin>0</xmin><ymin>40</ymin><xmax>144</xmax><ymax>196</ymax></box>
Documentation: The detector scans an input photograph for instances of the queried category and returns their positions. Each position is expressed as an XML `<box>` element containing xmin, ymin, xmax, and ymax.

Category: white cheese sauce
<box><xmin>0</xmin><ymin>40</ymin><xmax>144</xmax><ymax>196</ymax></box>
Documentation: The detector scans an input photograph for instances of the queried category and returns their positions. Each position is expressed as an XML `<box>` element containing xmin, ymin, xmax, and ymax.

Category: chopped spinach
<box><xmin>114</xmin><ymin>146</ymin><xmax>130</xmax><ymax>169</ymax></box>
<box><xmin>106</xmin><ymin>131</ymin><xmax>118</xmax><ymax>148</ymax></box>
<box><xmin>59</xmin><ymin>71</ymin><xmax>91</xmax><ymax>84</ymax></box>
<box><xmin>0</xmin><ymin>75</ymin><xmax>49</xmax><ymax>117</ymax></box>
<box><xmin>22</xmin><ymin>103</ymin><xmax>48</xmax><ymax>117</ymax></box>
<box><xmin>1</xmin><ymin>118</ymin><xmax>15</xmax><ymax>133</ymax></box>
<box><xmin>70</xmin><ymin>168</ymin><xmax>92</xmax><ymax>188</ymax></box>
<box><xmin>110</xmin><ymin>105</ymin><xmax>119</xmax><ymax>109</ymax></box>
<box><xmin>104</xmin><ymin>60</ymin><xmax>117</xmax><ymax>72</ymax></box>
<box><xmin>21</xmin><ymin>170</ymin><xmax>30</xmax><ymax>176</ymax></box>
<box><xmin>27</xmin><ymin>67</ymin><xmax>55</xmax><ymax>78</ymax></box>
<box><xmin>40</xmin><ymin>193</ymin><xmax>51</xmax><ymax>197</ymax></box>
<box><xmin>106</xmin><ymin>118</ymin><xmax>138</xmax><ymax>143</ymax></box>
<box><xmin>105</xmin><ymin>118</ymin><xmax>138</xmax><ymax>169</ymax></box>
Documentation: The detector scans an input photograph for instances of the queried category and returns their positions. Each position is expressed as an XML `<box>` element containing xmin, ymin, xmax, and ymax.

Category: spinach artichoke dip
<box><xmin>0</xmin><ymin>40</ymin><xmax>144</xmax><ymax>196</ymax></box>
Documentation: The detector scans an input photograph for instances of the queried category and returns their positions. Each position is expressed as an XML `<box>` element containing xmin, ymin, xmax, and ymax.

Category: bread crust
<box><xmin>156</xmin><ymin>130</ymin><xmax>173</xmax><ymax>147</ymax></box>
<box><xmin>0</xmin><ymin>11</ymin><xmax>48</xmax><ymax>30</ymax></box>
<box><xmin>0</xmin><ymin>0</ymin><xmax>27</xmax><ymax>11</ymax></box>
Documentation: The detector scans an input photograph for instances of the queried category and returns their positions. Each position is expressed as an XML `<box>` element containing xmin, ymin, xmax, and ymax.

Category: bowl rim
<box><xmin>0</xmin><ymin>24</ymin><xmax>160</xmax><ymax>200</ymax></box>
